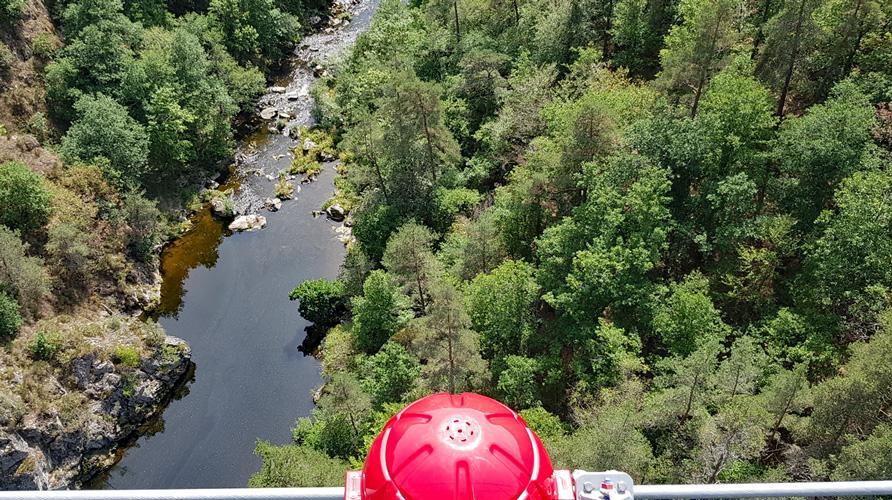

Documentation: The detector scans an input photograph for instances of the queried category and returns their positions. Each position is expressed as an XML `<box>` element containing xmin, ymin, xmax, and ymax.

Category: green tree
<box><xmin>715</xmin><ymin>336</ymin><xmax>769</xmax><ymax>401</ymax></box>
<box><xmin>289</xmin><ymin>279</ymin><xmax>346</xmax><ymax>327</ymax></box>
<box><xmin>208</xmin><ymin>0</ymin><xmax>296</xmax><ymax>65</ymax></box>
<box><xmin>413</xmin><ymin>282</ymin><xmax>486</xmax><ymax>393</ymax></box>
<box><xmin>658</xmin><ymin>0</ymin><xmax>745</xmax><ymax>116</ymax></box>
<box><xmin>775</xmin><ymin>81</ymin><xmax>876</xmax><ymax>228</ymax></box>
<box><xmin>831</xmin><ymin>424</ymin><xmax>892</xmax><ymax>481</ymax></box>
<box><xmin>536</xmin><ymin>153</ymin><xmax>671</xmax><ymax>337</ymax></box>
<box><xmin>692</xmin><ymin>397</ymin><xmax>769</xmax><ymax>483</ymax></box>
<box><xmin>762</xmin><ymin>364</ymin><xmax>809</xmax><ymax>439</ymax></box>
<box><xmin>352</xmin><ymin>270</ymin><xmax>413</xmax><ymax>354</ymax></box>
<box><xmin>799</xmin><ymin>169</ymin><xmax>892</xmax><ymax>322</ymax></box>
<box><xmin>466</xmin><ymin>259</ymin><xmax>539</xmax><ymax>365</ymax></box>
<box><xmin>60</xmin><ymin>94</ymin><xmax>149</xmax><ymax>185</ymax></box>
<box><xmin>0</xmin><ymin>161</ymin><xmax>52</xmax><ymax>234</ymax></box>
<box><xmin>0</xmin><ymin>291</ymin><xmax>21</xmax><ymax>340</ymax></box>
<box><xmin>382</xmin><ymin>221</ymin><xmax>439</xmax><ymax>310</ymax></box>
<box><xmin>653</xmin><ymin>273</ymin><xmax>731</xmax><ymax>356</ymax></box>
<box><xmin>756</xmin><ymin>0</ymin><xmax>822</xmax><ymax>117</ymax></box>
<box><xmin>805</xmin><ymin>318</ymin><xmax>892</xmax><ymax>453</ymax></box>
<box><xmin>653</xmin><ymin>338</ymin><xmax>723</xmax><ymax>421</ymax></box>
<box><xmin>439</xmin><ymin>210</ymin><xmax>506</xmax><ymax>281</ymax></box>
<box><xmin>145</xmin><ymin>85</ymin><xmax>196</xmax><ymax>176</ymax></box>
<box><xmin>361</xmin><ymin>342</ymin><xmax>421</xmax><ymax>405</ymax></box>
<box><xmin>497</xmin><ymin>355</ymin><xmax>545</xmax><ymax>409</ymax></box>
<box><xmin>123</xmin><ymin>192</ymin><xmax>162</xmax><ymax>262</ymax></box>
<box><xmin>548</xmin><ymin>380</ymin><xmax>654</xmax><ymax>480</ymax></box>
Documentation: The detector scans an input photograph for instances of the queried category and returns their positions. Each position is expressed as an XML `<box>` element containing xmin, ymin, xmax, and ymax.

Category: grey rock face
<box><xmin>0</xmin><ymin>337</ymin><xmax>191</xmax><ymax>491</ymax></box>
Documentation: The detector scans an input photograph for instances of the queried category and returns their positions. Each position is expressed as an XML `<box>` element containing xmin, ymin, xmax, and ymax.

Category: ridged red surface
<box><xmin>361</xmin><ymin>393</ymin><xmax>556</xmax><ymax>500</ymax></box>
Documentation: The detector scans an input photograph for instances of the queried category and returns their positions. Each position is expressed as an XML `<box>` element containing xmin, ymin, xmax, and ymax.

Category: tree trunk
<box><xmin>453</xmin><ymin>0</ymin><xmax>461</xmax><ymax>43</ymax></box>
<box><xmin>512</xmin><ymin>0</ymin><xmax>519</xmax><ymax>25</ymax></box>
<box><xmin>750</xmin><ymin>0</ymin><xmax>773</xmax><ymax>59</ymax></box>
<box><xmin>841</xmin><ymin>0</ymin><xmax>865</xmax><ymax>78</ymax></box>
<box><xmin>447</xmin><ymin>335</ymin><xmax>456</xmax><ymax>393</ymax></box>
<box><xmin>414</xmin><ymin>93</ymin><xmax>438</xmax><ymax>182</ymax></box>
<box><xmin>690</xmin><ymin>12</ymin><xmax>722</xmax><ymax>118</ymax></box>
<box><xmin>777</xmin><ymin>0</ymin><xmax>807</xmax><ymax>120</ymax></box>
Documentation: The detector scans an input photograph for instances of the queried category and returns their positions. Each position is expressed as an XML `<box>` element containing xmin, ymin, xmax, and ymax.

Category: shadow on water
<box><xmin>155</xmin><ymin>210</ymin><xmax>224</xmax><ymax>318</ymax></box>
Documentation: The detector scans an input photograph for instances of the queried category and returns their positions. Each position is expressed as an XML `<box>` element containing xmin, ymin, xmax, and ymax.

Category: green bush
<box><xmin>112</xmin><ymin>345</ymin><xmax>141</xmax><ymax>368</ymax></box>
<box><xmin>0</xmin><ymin>0</ymin><xmax>24</xmax><ymax>22</ymax></box>
<box><xmin>31</xmin><ymin>33</ymin><xmax>57</xmax><ymax>59</ymax></box>
<box><xmin>0</xmin><ymin>43</ymin><xmax>13</xmax><ymax>73</ymax></box>
<box><xmin>123</xmin><ymin>192</ymin><xmax>162</xmax><ymax>262</ymax></box>
<box><xmin>0</xmin><ymin>226</ymin><xmax>51</xmax><ymax>315</ymax></box>
<box><xmin>0</xmin><ymin>291</ymin><xmax>21</xmax><ymax>340</ymax></box>
<box><xmin>27</xmin><ymin>112</ymin><xmax>50</xmax><ymax>142</ymax></box>
<box><xmin>0</xmin><ymin>161</ymin><xmax>53</xmax><ymax>233</ymax></box>
<box><xmin>30</xmin><ymin>331</ymin><xmax>60</xmax><ymax>360</ymax></box>
<box><xmin>249</xmin><ymin>441</ymin><xmax>347</xmax><ymax>487</ymax></box>
<box><xmin>289</xmin><ymin>279</ymin><xmax>345</xmax><ymax>327</ymax></box>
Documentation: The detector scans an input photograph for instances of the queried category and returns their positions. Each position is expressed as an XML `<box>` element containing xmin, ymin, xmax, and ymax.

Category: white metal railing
<box><xmin>3</xmin><ymin>481</ymin><xmax>892</xmax><ymax>499</ymax></box>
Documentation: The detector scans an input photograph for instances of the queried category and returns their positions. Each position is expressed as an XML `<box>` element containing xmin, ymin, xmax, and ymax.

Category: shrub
<box><xmin>31</xmin><ymin>33</ymin><xmax>58</xmax><ymax>59</ymax></box>
<box><xmin>289</xmin><ymin>279</ymin><xmax>345</xmax><ymax>327</ymax></box>
<box><xmin>289</xmin><ymin>150</ymin><xmax>322</xmax><ymax>176</ymax></box>
<box><xmin>0</xmin><ymin>226</ymin><xmax>51</xmax><ymax>315</ymax></box>
<box><xmin>0</xmin><ymin>0</ymin><xmax>24</xmax><ymax>22</ymax></box>
<box><xmin>30</xmin><ymin>330</ymin><xmax>60</xmax><ymax>360</ymax></box>
<box><xmin>0</xmin><ymin>161</ymin><xmax>53</xmax><ymax>233</ymax></box>
<box><xmin>0</xmin><ymin>43</ymin><xmax>13</xmax><ymax>74</ymax></box>
<box><xmin>123</xmin><ymin>192</ymin><xmax>162</xmax><ymax>261</ymax></box>
<box><xmin>249</xmin><ymin>441</ymin><xmax>347</xmax><ymax>487</ymax></box>
<box><xmin>0</xmin><ymin>291</ymin><xmax>21</xmax><ymax>340</ymax></box>
<box><xmin>112</xmin><ymin>345</ymin><xmax>141</xmax><ymax>368</ymax></box>
<box><xmin>27</xmin><ymin>112</ymin><xmax>50</xmax><ymax>142</ymax></box>
<box><xmin>275</xmin><ymin>173</ymin><xmax>294</xmax><ymax>199</ymax></box>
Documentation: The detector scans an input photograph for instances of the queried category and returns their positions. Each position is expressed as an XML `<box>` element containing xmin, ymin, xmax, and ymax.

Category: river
<box><xmin>92</xmin><ymin>0</ymin><xmax>379</xmax><ymax>489</ymax></box>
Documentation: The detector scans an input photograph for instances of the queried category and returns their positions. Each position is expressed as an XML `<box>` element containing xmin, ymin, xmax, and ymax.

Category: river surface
<box><xmin>93</xmin><ymin>0</ymin><xmax>379</xmax><ymax>488</ymax></box>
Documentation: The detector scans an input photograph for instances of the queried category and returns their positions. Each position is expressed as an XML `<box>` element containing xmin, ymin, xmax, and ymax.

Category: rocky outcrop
<box><xmin>0</xmin><ymin>337</ymin><xmax>191</xmax><ymax>490</ymax></box>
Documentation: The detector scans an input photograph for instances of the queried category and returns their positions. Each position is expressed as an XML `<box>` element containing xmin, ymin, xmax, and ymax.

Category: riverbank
<box><xmin>0</xmin><ymin>315</ymin><xmax>192</xmax><ymax>490</ymax></box>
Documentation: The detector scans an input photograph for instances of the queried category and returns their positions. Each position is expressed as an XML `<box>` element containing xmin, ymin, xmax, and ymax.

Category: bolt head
<box><xmin>583</xmin><ymin>482</ymin><xmax>595</xmax><ymax>493</ymax></box>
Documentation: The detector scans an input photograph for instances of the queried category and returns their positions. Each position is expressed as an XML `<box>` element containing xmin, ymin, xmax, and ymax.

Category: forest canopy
<box><xmin>256</xmin><ymin>0</ymin><xmax>892</xmax><ymax>487</ymax></box>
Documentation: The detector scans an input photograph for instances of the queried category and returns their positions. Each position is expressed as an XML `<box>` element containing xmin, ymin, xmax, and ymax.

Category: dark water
<box><xmin>93</xmin><ymin>0</ymin><xmax>380</xmax><ymax>487</ymax></box>
<box><xmin>99</xmin><ymin>166</ymin><xmax>344</xmax><ymax>489</ymax></box>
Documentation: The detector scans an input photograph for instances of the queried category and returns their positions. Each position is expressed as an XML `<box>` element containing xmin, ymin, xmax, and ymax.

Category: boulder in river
<box><xmin>265</xmin><ymin>197</ymin><xmax>282</xmax><ymax>212</ymax></box>
<box><xmin>228</xmin><ymin>214</ymin><xmax>267</xmax><ymax>232</ymax></box>
<box><xmin>326</xmin><ymin>203</ymin><xmax>346</xmax><ymax>221</ymax></box>
<box><xmin>259</xmin><ymin>107</ymin><xmax>278</xmax><ymax>120</ymax></box>
<box><xmin>268</xmin><ymin>86</ymin><xmax>286</xmax><ymax>93</ymax></box>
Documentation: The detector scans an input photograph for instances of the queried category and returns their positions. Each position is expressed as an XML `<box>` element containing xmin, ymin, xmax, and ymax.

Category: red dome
<box><xmin>361</xmin><ymin>392</ymin><xmax>556</xmax><ymax>500</ymax></box>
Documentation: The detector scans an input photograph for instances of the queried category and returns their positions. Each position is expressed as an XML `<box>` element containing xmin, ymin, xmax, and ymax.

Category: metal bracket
<box><xmin>573</xmin><ymin>470</ymin><xmax>635</xmax><ymax>500</ymax></box>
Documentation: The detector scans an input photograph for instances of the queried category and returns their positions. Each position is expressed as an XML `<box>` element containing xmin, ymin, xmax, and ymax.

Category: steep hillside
<box><xmin>0</xmin><ymin>0</ymin><xmax>58</xmax><ymax>135</ymax></box>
